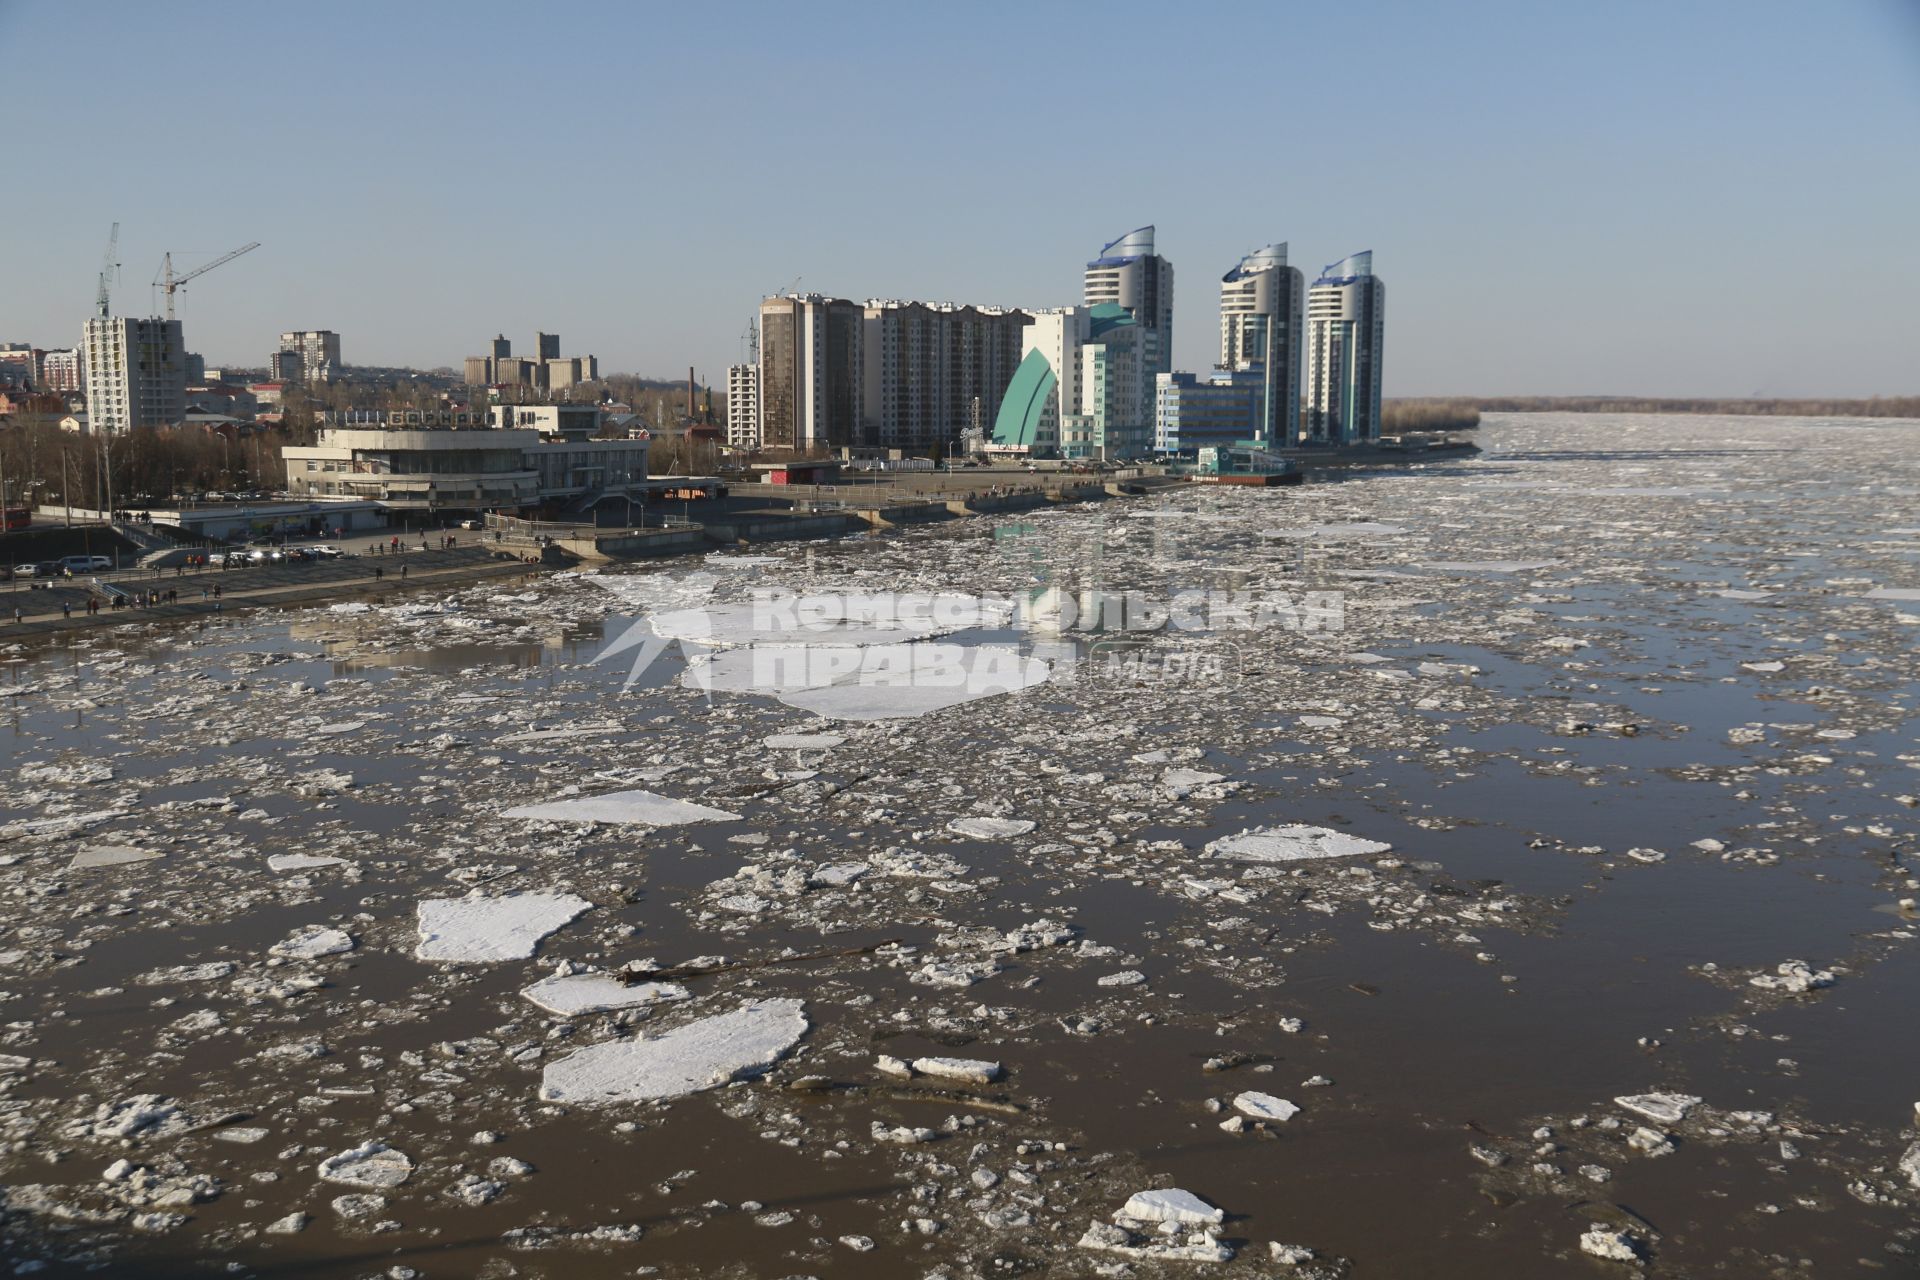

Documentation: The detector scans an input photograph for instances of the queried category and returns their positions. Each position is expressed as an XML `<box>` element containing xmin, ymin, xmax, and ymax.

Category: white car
<box><xmin>308</xmin><ymin>545</ymin><xmax>345</xmax><ymax>558</ymax></box>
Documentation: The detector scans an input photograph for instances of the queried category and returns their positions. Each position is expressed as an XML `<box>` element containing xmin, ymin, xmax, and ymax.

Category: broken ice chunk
<box><xmin>316</xmin><ymin>1141</ymin><xmax>413</xmax><ymax>1190</ymax></box>
<box><xmin>503</xmin><ymin>789</ymin><xmax>742</xmax><ymax>826</ymax></box>
<box><xmin>763</xmin><ymin>732</ymin><xmax>846</xmax><ymax>750</ymax></box>
<box><xmin>67</xmin><ymin>845</ymin><xmax>163</xmax><ymax>870</ymax></box>
<box><xmin>267</xmin><ymin>853</ymin><xmax>349</xmax><ymax>872</ymax></box>
<box><xmin>1748</xmin><ymin>960</ymin><xmax>1834</xmax><ymax>994</ymax></box>
<box><xmin>1206</xmin><ymin>824</ymin><xmax>1392</xmax><ymax>863</ymax></box>
<box><xmin>1579</xmin><ymin>1224</ymin><xmax>1642</xmax><ymax>1261</ymax></box>
<box><xmin>415</xmin><ymin>893</ymin><xmax>592</xmax><ymax>963</ymax></box>
<box><xmin>520</xmin><ymin>972</ymin><xmax>690</xmax><ymax>1017</ymax></box>
<box><xmin>270</xmin><ymin>926</ymin><xmax>355</xmax><ymax>960</ymax></box>
<box><xmin>1117</xmin><ymin>1188</ymin><xmax>1225</xmax><ymax>1225</ymax></box>
<box><xmin>910</xmin><ymin>1057</ymin><xmax>1003</xmax><ymax>1084</ymax></box>
<box><xmin>538</xmin><ymin>999</ymin><xmax>808</xmax><ymax>1103</ymax></box>
<box><xmin>1233</xmin><ymin>1092</ymin><xmax>1300</xmax><ymax>1122</ymax></box>
<box><xmin>1614</xmin><ymin>1093</ymin><xmax>1700</xmax><ymax>1126</ymax></box>
<box><xmin>946</xmin><ymin>817</ymin><xmax>1036</xmax><ymax>839</ymax></box>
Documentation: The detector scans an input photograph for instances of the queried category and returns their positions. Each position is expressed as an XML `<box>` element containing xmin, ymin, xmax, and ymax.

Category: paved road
<box><xmin>0</xmin><ymin>547</ymin><xmax>536</xmax><ymax>634</ymax></box>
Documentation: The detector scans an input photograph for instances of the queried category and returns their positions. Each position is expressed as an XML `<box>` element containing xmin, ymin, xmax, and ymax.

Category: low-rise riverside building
<box><xmin>282</xmin><ymin>425</ymin><xmax>647</xmax><ymax>516</ymax></box>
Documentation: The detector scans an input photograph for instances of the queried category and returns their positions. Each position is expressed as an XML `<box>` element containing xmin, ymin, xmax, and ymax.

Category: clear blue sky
<box><xmin>4</xmin><ymin>0</ymin><xmax>1917</xmax><ymax>396</ymax></box>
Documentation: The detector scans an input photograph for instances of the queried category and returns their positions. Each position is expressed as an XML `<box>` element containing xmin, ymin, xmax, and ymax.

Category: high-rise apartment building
<box><xmin>757</xmin><ymin>295</ymin><xmax>864</xmax><ymax>451</ymax></box>
<box><xmin>858</xmin><ymin>301</ymin><xmax>1032</xmax><ymax>452</ymax></box>
<box><xmin>1219</xmin><ymin>244</ymin><xmax>1304</xmax><ymax>446</ymax></box>
<box><xmin>992</xmin><ymin>304</ymin><xmax>1153</xmax><ymax>460</ymax></box>
<box><xmin>1083</xmin><ymin>226</ymin><xmax>1173</xmax><ymax>377</ymax></box>
<box><xmin>82</xmin><ymin>317</ymin><xmax>188</xmax><ymax>433</ymax></box>
<box><xmin>726</xmin><ymin>363</ymin><xmax>760</xmax><ymax>450</ymax></box>
<box><xmin>277</xmin><ymin>330</ymin><xmax>341</xmax><ymax>383</ymax></box>
<box><xmin>37</xmin><ymin>348</ymin><xmax>81</xmax><ymax>392</ymax></box>
<box><xmin>1304</xmin><ymin>251</ymin><xmax>1385</xmax><ymax>445</ymax></box>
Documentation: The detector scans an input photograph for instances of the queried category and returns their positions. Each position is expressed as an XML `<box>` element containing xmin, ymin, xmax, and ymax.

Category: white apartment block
<box><xmin>277</xmin><ymin>330</ymin><xmax>341</xmax><ymax>383</ymax></box>
<box><xmin>82</xmin><ymin>317</ymin><xmax>188</xmax><ymax>433</ymax></box>
<box><xmin>727</xmin><ymin>362</ymin><xmax>760</xmax><ymax>449</ymax></box>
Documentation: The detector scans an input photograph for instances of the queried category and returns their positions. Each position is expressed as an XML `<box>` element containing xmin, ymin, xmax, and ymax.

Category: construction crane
<box><xmin>156</xmin><ymin>241</ymin><xmax>260</xmax><ymax>320</ymax></box>
<box><xmin>95</xmin><ymin>222</ymin><xmax>120</xmax><ymax>317</ymax></box>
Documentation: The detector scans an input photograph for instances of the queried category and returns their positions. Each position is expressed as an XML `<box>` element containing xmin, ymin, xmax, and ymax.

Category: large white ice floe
<box><xmin>686</xmin><ymin>642</ymin><xmax>1051</xmax><ymax>722</ymax></box>
<box><xmin>650</xmin><ymin>591</ymin><xmax>1011</xmax><ymax>648</ymax></box>
<box><xmin>267</xmin><ymin>853</ymin><xmax>349</xmax><ymax>872</ymax></box>
<box><xmin>316</xmin><ymin>1141</ymin><xmax>413</xmax><ymax>1190</ymax></box>
<box><xmin>946</xmin><ymin>816</ymin><xmax>1036</xmax><ymax>839</ymax></box>
<box><xmin>270</xmin><ymin>926</ymin><xmax>355</xmax><ymax>960</ymax></box>
<box><xmin>1420</xmin><ymin>559</ymin><xmax>1556</xmax><ymax>573</ymax></box>
<box><xmin>1118</xmin><ymin>1188</ymin><xmax>1225</xmax><ymax>1225</ymax></box>
<box><xmin>1233</xmin><ymin>1091</ymin><xmax>1300</xmax><ymax>1122</ymax></box>
<box><xmin>415</xmin><ymin>893</ymin><xmax>592</xmax><ymax>963</ymax></box>
<box><xmin>502</xmin><ymin>789</ymin><xmax>742</xmax><ymax>825</ymax></box>
<box><xmin>538</xmin><ymin>998</ymin><xmax>808</xmax><ymax>1103</ymax></box>
<box><xmin>67</xmin><ymin>845</ymin><xmax>162</xmax><ymax>870</ymax></box>
<box><xmin>1264</xmin><ymin>522</ymin><xmax>1408</xmax><ymax>540</ymax></box>
<box><xmin>520</xmin><ymin>971</ymin><xmax>690</xmax><ymax>1017</ymax></box>
<box><xmin>1614</xmin><ymin>1092</ymin><xmax>1701</xmax><ymax>1126</ymax></box>
<box><xmin>1206</xmin><ymin>824</ymin><xmax>1392</xmax><ymax>863</ymax></box>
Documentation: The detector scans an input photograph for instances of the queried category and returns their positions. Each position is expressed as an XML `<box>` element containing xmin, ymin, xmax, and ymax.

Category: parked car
<box><xmin>59</xmin><ymin>555</ymin><xmax>113</xmax><ymax>573</ymax></box>
<box><xmin>31</xmin><ymin>562</ymin><xmax>63</xmax><ymax>578</ymax></box>
<box><xmin>457</xmin><ymin>519</ymin><xmax>483</xmax><ymax>530</ymax></box>
<box><xmin>308</xmin><ymin>545</ymin><xmax>345</xmax><ymax>559</ymax></box>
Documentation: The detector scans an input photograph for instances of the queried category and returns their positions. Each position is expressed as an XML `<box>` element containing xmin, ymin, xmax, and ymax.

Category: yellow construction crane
<box><xmin>155</xmin><ymin>242</ymin><xmax>261</xmax><ymax>320</ymax></box>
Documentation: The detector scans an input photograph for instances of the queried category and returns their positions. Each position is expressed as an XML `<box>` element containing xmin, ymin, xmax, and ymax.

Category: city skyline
<box><xmin>2</xmin><ymin>0</ymin><xmax>1917</xmax><ymax>396</ymax></box>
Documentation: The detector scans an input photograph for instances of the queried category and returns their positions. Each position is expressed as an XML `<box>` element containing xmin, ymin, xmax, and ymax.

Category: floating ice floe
<box><xmin>911</xmin><ymin>1056</ymin><xmax>1003</xmax><ymax>1084</ymax></box>
<box><xmin>415</xmin><ymin>893</ymin><xmax>592</xmax><ymax>963</ymax></box>
<box><xmin>688</xmin><ymin>642</ymin><xmax>1051</xmax><ymax>722</ymax></box>
<box><xmin>1579</xmin><ymin>1225</ymin><xmax>1642</xmax><ymax>1262</ymax></box>
<box><xmin>1420</xmin><ymin>560</ymin><xmax>1556</xmax><ymax>573</ymax></box>
<box><xmin>947</xmin><ymin>816</ymin><xmax>1036</xmax><ymax>839</ymax></box>
<box><xmin>67</xmin><ymin>845</ymin><xmax>162</xmax><ymax>870</ymax></box>
<box><xmin>494</xmin><ymin>721</ymin><xmax>624</xmax><ymax>746</ymax></box>
<box><xmin>1614</xmin><ymin>1093</ymin><xmax>1700</xmax><ymax>1126</ymax></box>
<box><xmin>538</xmin><ymin>998</ymin><xmax>808</xmax><ymax>1103</ymax></box>
<box><xmin>19</xmin><ymin>761</ymin><xmax>114</xmax><ymax>786</ymax></box>
<box><xmin>503</xmin><ymin>789</ymin><xmax>742</xmax><ymax>826</ymax></box>
<box><xmin>1863</xmin><ymin>587</ymin><xmax>1920</xmax><ymax>601</ymax></box>
<box><xmin>1264</xmin><ymin>522</ymin><xmax>1408</xmax><ymax>540</ymax></box>
<box><xmin>520</xmin><ymin>971</ymin><xmax>690</xmax><ymax>1017</ymax></box>
<box><xmin>5</xmin><ymin>809</ymin><xmax>128</xmax><ymax>837</ymax></box>
<box><xmin>267</xmin><ymin>853</ymin><xmax>349</xmax><ymax>872</ymax></box>
<box><xmin>652</xmin><ymin>591</ymin><xmax>1010</xmax><ymax>648</ymax></box>
<box><xmin>317</xmin><ymin>1141</ymin><xmax>413</xmax><ymax>1190</ymax></box>
<box><xmin>270</xmin><ymin>926</ymin><xmax>355</xmax><ymax>960</ymax></box>
<box><xmin>763</xmin><ymin>732</ymin><xmax>846</xmax><ymax>750</ymax></box>
<box><xmin>1748</xmin><ymin>960</ymin><xmax>1835</xmax><ymax>993</ymax></box>
<box><xmin>1119</xmin><ymin>1188</ymin><xmax>1225</xmax><ymax>1225</ymax></box>
<box><xmin>1206</xmin><ymin>824</ymin><xmax>1392</xmax><ymax>863</ymax></box>
<box><xmin>1234</xmin><ymin>1092</ymin><xmax>1300</xmax><ymax>1122</ymax></box>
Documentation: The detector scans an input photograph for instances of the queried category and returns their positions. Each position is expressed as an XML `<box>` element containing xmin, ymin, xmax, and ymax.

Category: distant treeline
<box><xmin>1381</xmin><ymin>398</ymin><xmax>1482</xmax><ymax>433</ymax></box>
<box><xmin>1463</xmin><ymin>395</ymin><xmax>1920</xmax><ymax>419</ymax></box>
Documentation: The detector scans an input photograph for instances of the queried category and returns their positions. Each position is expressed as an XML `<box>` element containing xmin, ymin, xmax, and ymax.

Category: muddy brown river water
<box><xmin>0</xmin><ymin>412</ymin><xmax>1916</xmax><ymax>1278</ymax></box>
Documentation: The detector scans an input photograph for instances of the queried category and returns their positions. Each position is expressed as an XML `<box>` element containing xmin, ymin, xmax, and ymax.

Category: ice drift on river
<box><xmin>415</xmin><ymin>893</ymin><xmax>592</xmax><ymax>963</ymax></box>
<box><xmin>538</xmin><ymin>998</ymin><xmax>808</xmax><ymax>1103</ymax></box>
<box><xmin>503</xmin><ymin>789</ymin><xmax>742</xmax><ymax>825</ymax></box>
<box><xmin>1205</xmin><ymin>824</ymin><xmax>1392</xmax><ymax>863</ymax></box>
